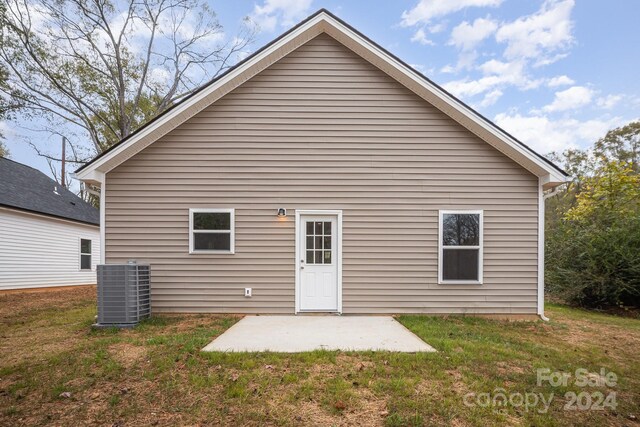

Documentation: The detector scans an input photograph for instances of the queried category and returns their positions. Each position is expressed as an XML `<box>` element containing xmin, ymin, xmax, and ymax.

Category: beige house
<box><xmin>76</xmin><ymin>10</ymin><xmax>567</xmax><ymax>318</ymax></box>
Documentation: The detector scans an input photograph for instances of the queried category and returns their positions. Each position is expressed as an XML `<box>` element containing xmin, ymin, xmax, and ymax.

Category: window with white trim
<box><xmin>80</xmin><ymin>239</ymin><xmax>92</xmax><ymax>270</ymax></box>
<box><xmin>189</xmin><ymin>208</ymin><xmax>235</xmax><ymax>254</ymax></box>
<box><xmin>439</xmin><ymin>210</ymin><xmax>483</xmax><ymax>284</ymax></box>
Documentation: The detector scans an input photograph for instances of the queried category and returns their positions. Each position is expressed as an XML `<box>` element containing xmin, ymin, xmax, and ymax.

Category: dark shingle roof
<box><xmin>0</xmin><ymin>157</ymin><xmax>99</xmax><ymax>225</ymax></box>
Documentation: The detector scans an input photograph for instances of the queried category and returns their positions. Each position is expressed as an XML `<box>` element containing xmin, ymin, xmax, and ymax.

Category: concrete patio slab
<box><xmin>202</xmin><ymin>316</ymin><xmax>436</xmax><ymax>353</ymax></box>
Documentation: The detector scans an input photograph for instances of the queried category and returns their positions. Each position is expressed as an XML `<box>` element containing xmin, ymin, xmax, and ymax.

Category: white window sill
<box><xmin>438</xmin><ymin>280</ymin><xmax>483</xmax><ymax>285</ymax></box>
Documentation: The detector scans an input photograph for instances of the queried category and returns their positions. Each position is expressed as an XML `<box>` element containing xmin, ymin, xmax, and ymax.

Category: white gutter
<box><xmin>543</xmin><ymin>183</ymin><xmax>567</xmax><ymax>200</ymax></box>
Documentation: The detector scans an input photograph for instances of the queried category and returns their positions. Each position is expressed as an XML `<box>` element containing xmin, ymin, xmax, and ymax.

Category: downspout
<box><xmin>543</xmin><ymin>185</ymin><xmax>564</xmax><ymax>201</ymax></box>
<box><xmin>538</xmin><ymin>181</ymin><xmax>567</xmax><ymax>321</ymax></box>
<box><xmin>538</xmin><ymin>178</ymin><xmax>562</xmax><ymax>322</ymax></box>
<box><xmin>538</xmin><ymin>177</ymin><xmax>549</xmax><ymax>321</ymax></box>
<box><xmin>100</xmin><ymin>174</ymin><xmax>106</xmax><ymax>264</ymax></box>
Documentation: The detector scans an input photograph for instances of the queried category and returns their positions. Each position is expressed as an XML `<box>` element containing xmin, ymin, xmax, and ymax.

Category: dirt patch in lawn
<box><xmin>272</xmin><ymin>390</ymin><xmax>388</xmax><ymax>427</ymax></box>
<box><xmin>0</xmin><ymin>286</ymin><xmax>94</xmax><ymax>367</ymax></box>
<box><xmin>0</xmin><ymin>318</ymin><xmax>87</xmax><ymax>367</ymax></box>
<box><xmin>548</xmin><ymin>317</ymin><xmax>640</xmax><ymax>364</ymax></box>
<box><xmin>0</xmin><ymin>286</ymin><xmax>95</xmax><ymax>321</ymax></box>
<box><xmin>108</xmin><ymin>343</ymin><xmax>147</xmax><ymax>368</ymax></box>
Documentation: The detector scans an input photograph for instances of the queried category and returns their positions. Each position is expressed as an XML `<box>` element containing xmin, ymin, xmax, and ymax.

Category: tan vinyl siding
<box><xmin>105</xmin><ymin>34</ymin><xmax>539</xmax><ymax>314</ymax></box>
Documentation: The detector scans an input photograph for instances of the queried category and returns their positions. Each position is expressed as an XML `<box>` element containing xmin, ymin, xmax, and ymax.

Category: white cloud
<box><xmin>409</xmin><ymin>63</ymin><xmax>435</xmax><ymax>75</ymax></box>
<box><xmin>439</xmin><ymin>1</ymin><xmax>575</xmax><ymax>92</ymax></box>
<box><xmin>597</xmin><ymin>94</ymin><xmax>623</xmax><ymax>110</ymax></box>
<box><xmin>443</xmin><ymin>76</ymin><xmax>502</xmax><ymax>98</ymax></box>
<box><xmin>250</xmin><ymin>0</ymin><xmax>313</xmax><ymax>32</ymax></box>
<box><xmin>479</xmin><ymin>58</ymin><xmax>518</xmax><ymax>76</ymax></box>
<box><xmin>533</xmin><ymin>52</ymin><xmax>569</xmax><ymax>67</ymax></box>
<box><xmin>0</xmin><ymin>121</ymin><xmax>16</xmax><ymax>139</ymax></box>
<box><xmin>428</xmin><ymin>22</ymin><xmax>447</xmax><ymax>33</ymax></box>
<box><xmin>148</xmin><ymin>67</ymin><xmax>172</xmax><ymax>86</ymax></box>
<box><xmin>494</xmin><ymin>113</ymin><xmax>624</xmax><ymax>153</ymax></box>
<box><xmin>542</xmin><ymin>86</ymin><xmax>594</xmax><ymax>112</ymax></box>
<box><xmin>547</xmin><ymin>75</ymin><xmax>575</xmax><ymax>87</ymax></box>
<box><xmin>410</xmin><ymin>28</ymin><xmax>435</xmax><ymax>45</ymax></box>
<box><xmin>443</xmin><ymin>58</ymin><xmax>541</xmax><ymax>98</ymax></box>
<box><xmin>401</xmin><ymin>0</ymin><xmax>503</xmax><ymax>26</ymax></box>
<box><xmin>495</xmin><ymin>0</ymin><xmax>574</xmax><ymax>61</ymax></box>
<box><xmin>449</xmin><ymin>17</ymin><xmax>498</xmax><ymax>50</ymax></box>
<box><xmin>479</xmin><ymin>89</ymin><xmax>503</xmax><ymax>107</ymax></box>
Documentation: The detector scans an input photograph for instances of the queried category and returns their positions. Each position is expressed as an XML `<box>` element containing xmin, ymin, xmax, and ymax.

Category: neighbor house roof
<box><xmin>76</xmin><ymin>8</ymin><xmax>568</xmax><ymax>189</ymax></box>
<box><xmin>0</xmin><ymin>157</ymin><xmax>99</xmax><ymax>225</ymax></box>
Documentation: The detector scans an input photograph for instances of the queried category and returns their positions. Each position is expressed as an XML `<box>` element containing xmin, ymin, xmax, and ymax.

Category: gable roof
<box><xmin>0</xmin><ymin>157</ymin><xmax>99</xmax><ymax>226</ymax></box>
<box><xmin>76</xmin><ymin>9</ymin><xmax>568</xmax><ymax>188</ymax></box>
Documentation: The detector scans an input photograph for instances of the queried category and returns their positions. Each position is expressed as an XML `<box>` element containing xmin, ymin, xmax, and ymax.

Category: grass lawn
<box><xmin>1</xmin><ymin>287</ymin><xmax>638</xmax><ymax>426</ymax></box>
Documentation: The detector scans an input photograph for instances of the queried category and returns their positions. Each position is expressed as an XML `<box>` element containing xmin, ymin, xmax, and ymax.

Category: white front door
<box><xmin>298</xmin><ymin>215</ymin><xmax>339</xmax><ymax>312</ymax></box>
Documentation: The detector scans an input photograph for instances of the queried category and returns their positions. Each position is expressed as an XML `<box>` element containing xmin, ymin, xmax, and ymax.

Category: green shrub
<box><xmin>546</xmin><ymin>161</ymin><xmax>640</xmax><ymax>308</ymax></box>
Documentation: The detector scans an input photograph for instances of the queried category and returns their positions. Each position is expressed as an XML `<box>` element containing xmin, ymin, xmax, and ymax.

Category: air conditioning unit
<box><xmin>94</xmin><ymin>262</ymin><xmax>150</xmax><ymax>328</ymax></box>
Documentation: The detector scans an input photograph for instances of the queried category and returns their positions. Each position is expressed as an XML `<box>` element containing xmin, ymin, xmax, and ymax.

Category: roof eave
<box><xmin>0</xmin><ymin>204</ymin><xmax>100</xmax><ymax>227</ymax></box>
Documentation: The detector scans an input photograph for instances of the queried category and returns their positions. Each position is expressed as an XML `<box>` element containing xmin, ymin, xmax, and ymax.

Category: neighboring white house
<box><xmin>0</xmin><ymin>157</ymin><xmax>100</xmax><ymax>290</ymax></box>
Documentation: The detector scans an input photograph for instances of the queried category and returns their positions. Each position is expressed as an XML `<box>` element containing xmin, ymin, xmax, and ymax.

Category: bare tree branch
<box><xmin>0</xmin><ymin>0</ymin><xmax>256</xmax><ymax>190</ymax></box>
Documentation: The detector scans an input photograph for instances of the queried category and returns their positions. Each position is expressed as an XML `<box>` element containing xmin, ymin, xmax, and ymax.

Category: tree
<box><xmin>544</xmin><ymin>148</ymin><xmax>594</xmax><ymax>231</ymax></box>
<box><xmin>0</xmin><ymin>140</ymin><xmax>8</xmax><ymax>157</ymax></box>
<box><xmin>594</xmin><ymin>121</ymin><xmax>640</xmax><ymax>172</ymax></box>
<box><xmin>0</xmin><ymin>0</ymin><xmax>255</xmax><ymax>164</ymax></box>
<box><xmin>0</xmin><ymin>1</ymin><xmax>22</xmax><ymax>140</ymax></box>
<box><xmin>546</xmin><ymin>160</ymin><xmax>640</xmax><ymax>308</ymax></box>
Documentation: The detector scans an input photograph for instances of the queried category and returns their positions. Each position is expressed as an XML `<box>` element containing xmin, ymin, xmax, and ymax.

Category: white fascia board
<box><xmin>77</xmin><ymin>169</ymin><xmax>105</xmax><ymax>185</ymax></box>
<box><xmin>541</xmin><ymin>171</ymin><xmax>570</xmax><ymax>190</ymax></box>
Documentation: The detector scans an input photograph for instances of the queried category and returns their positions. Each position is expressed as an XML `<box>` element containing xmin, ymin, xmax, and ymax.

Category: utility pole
<box><xmin>61</xmin><ymin>136</ymin><xmax>66</xmax><ymax>188</ymax></box>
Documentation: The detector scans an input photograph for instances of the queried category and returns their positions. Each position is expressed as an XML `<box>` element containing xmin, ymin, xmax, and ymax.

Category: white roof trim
<box><xmin>76</xmin><ymin>10</ymin><xmax>567</xmax><ymax>187</ymax></box>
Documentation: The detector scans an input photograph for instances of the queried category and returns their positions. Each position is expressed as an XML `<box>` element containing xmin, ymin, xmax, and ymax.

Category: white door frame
<box><xmin>295</xmin><ymin>209</ymin><xmax>343</xmax><ymax>314</ymax></box>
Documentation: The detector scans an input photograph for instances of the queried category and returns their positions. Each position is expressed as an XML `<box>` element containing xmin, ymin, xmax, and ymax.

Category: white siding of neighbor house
<box><xmin>104</xmin><ymin>34</ymin><xmax>539</xmax><ymax>314</ymax></box>
<box><xmin>0</xmin><ymin>207</ymin><xmax>100</xmax><ymax>290</ymax></box>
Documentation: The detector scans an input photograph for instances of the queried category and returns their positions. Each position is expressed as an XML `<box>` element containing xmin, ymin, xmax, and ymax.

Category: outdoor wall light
<box><xmin>277</xmin><ymin>208</ymin><xmax>287</xmax><ymax>218</ymax></box>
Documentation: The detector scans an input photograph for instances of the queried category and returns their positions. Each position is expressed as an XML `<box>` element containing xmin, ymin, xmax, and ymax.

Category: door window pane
<box><xmin>323</xmin><ymin>236</ymin><xmax>331</xmax><ymax>250</ymax></box>
<box><xmin>323</xmin><ymin>222</ymin><xmax>331</xmax><ymax>235</ymax></box>
<box><xmin>443</xmin><ymin>249</ymin><xmax>479</xmax><ymax>280</ymax></box>
<box><xmin>305</xmin><ymin>220</ymin><xmax>333</xmax><ymax>265</ymax></box>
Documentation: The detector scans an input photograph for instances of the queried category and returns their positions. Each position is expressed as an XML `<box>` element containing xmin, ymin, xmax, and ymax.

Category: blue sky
<box><xmin>4</xmin><ymin>0</ymin><xmax>640</xmax><ymax>179</ymax></box>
